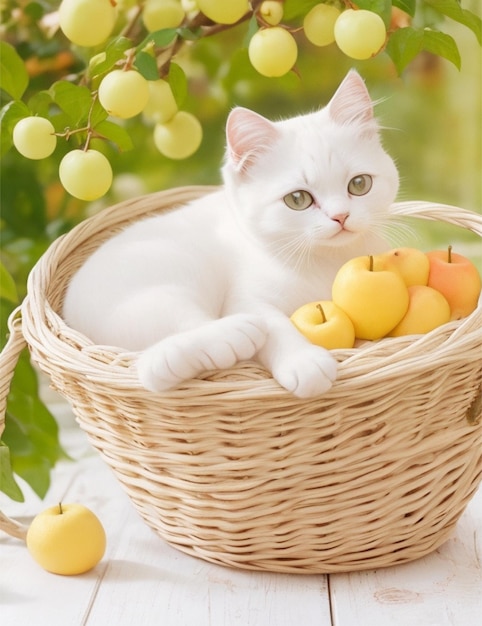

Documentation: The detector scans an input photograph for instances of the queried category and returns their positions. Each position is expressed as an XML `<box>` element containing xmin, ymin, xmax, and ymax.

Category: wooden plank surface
<box><xmin>1</xmin><ymin>400</ymin><xmax>481</xmax><ymax>626</ymax></box>
<box><xmin>330</xmin><ymin>503</ymin><xmax>482</xmax><ymax>625</ymax></box>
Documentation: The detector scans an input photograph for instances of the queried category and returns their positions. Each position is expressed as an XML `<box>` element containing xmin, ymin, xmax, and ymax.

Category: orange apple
<box><xmin>290</xmin><ymin>300</ymin><xmax>356</xmax><ymax>349</ymax></box>
<box><xmin>426</xmin><ymin>246</ymin><xmax>481</xmax><ymax>320</ymax></box>
<box><xmin>388</xmin><ymin>285</ymin><xmax>451</xmax><ymax>337</ymax></box>
<box><xmin>376</xmin><ymin>247</ymin><xmax>430</xmax><ymax>286</ymax></box>
<box><xmin>332</xmin><ymin>255</ymin><xmax>409</xmax><ymax>340</ymax></box>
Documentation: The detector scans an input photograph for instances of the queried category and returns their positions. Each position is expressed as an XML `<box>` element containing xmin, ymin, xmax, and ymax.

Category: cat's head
<box><xmin>222</xmin><ymin>70</ymin><xmax>399</xmax><ymax>259</ymax></box>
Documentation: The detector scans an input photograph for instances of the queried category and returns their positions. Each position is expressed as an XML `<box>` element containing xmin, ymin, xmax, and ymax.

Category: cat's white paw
<box><xmin>272</xmin><ymin>346</ymin><xmax>337</xmax><ymax>398</ymax></box>
<box><xmin>137</xmin><ymin>314</ymin><xmax>267</xmax><ymax>392</ymax></box>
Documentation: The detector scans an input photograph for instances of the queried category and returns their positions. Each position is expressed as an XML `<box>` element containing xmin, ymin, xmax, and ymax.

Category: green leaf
<box><xmin>422</xmin><ymin>29</ymin><xmax>461</xmax><ymax>70</ymax></box>
<box><xmin>49</xmin><ymin>81</ymin><xmax>93</xmax><ymax>126</ymax></box>
<box><xmin>3</xmin><ymin>342</ymin><xmax>69</xmax><ymax>498</ymax></box>
<box><xmin>386</xmin><ymin>25</ymin><xmax>462</xmax><ymax>73</ymax></box>
<box><xmin>8</xmin><ymin>348</ymin><xmax>41</xmax><ymax>395</ymax></box>
<box><xmin>354</xmin><ymin>0</ymin><xmax>392</xmax><ymax>26</ymax></box>
<box><xmin>88</xmin><ymin>36</ymin><xmax>133</xmax><ymax>79</ymax></box>
<box><xmin>135</xmin><ymin>51</ymin><xmax>160</xmax><ymax>80</ymax></box>
<box><xmin>148</xmin><ymin>28</ymin><xmax>178</xmax><ymax>48</ymax></box>
<box><xmin>243</xmin><ymin>14</ymin><xmax>259</xmax><ymax>46</ymax></box>
<box><xmin>0</xmin><ymin>100</ymin><xmax>31</xmax><ymax>157</ymax></box>
<box><xmin>393</xmin><ymin>0</ymin><xmax>416</xmax><ymax>17</ymax></box>
<box><xmin>144</xmin><ymin>28</ymin><xmax>178</xmax><ymax>48</ymax></box>
<box><xmin>89</xmin><ymin>98</ymin><xmax>109</xmax><ymax>128</ymax></box>
<box><xmin>28</xmin><ymin>90</ymin><xmax>53</xmax><ymax>117</ymax></box>
<box><xmin>425</xmin><ymin>0</ymin><xmax>481</xmax><ymax>44</ymax></box>
<box><xmin>283</xmin><ymin>0</ymin><xmax>320</xmax><ymax>21</ymax></box>
<box><xmin>0</xmin><ymin>262</ymin><xmax>18</xmax><ymax>304</ymax></box>
<box><xmin>167</xmin><ymin>63</ymin><xmax>188</xmax><ymax>108</ymax></box>
<box><xmin>0</xmin><ymin>42</ymin><xmax>29</xmax><ymax>100</ymax></box>
<box><xmin>0</xmin><ymin>443</ymin><xmax>24</xmax><ymax>502</ymax></box>
<box><xmin>386</xmin><ymin>27</ymin><xmax>424</xmax><ymax>73</ymax></box>
<box><xmin>2</xmin><ymin>350</ymin><xmax>70</xmax><ymax>500</ymax></box>
<box><xmin>9</xmin><ymin>451</ymin><xmax>51</xmax><ymax>499</ymax></box>
<box><xmin>95</xmin><ymin>120</ymin><xmax>134</xmax><ymax>151</ymax></box>
<box><xmin>177</xmin><ymin>27</ymin><xmax>202</xmax><ymax>41</ymax></box>
<box><xmin>24</xmin><ymin>2</ymin><xmax>44</xmax><ymax>21</ymax></box>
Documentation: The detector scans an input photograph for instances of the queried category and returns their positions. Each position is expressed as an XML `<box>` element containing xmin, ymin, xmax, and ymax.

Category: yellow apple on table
<box><xmin>290</xmin><ymin>300</ymin><xmax>356</xmax><ymax>349</ymax></box>
<box><xmin>26</xmin><ymin>503</ymin><xmax>106</xmax><ymax>575</ymax></box>
<box><xmin>387</xmin><ymin>285</ymin><xmax>451</xmax><ymax>337</ymax></box>
<box><xmin>332</xmin><ymin>255</ymin><xmax>409</xmax><ymax>340</ymax></box>
<box><xmin>426</xmin><ymin>245</ymin><xmax>482</xmax><ymax>320</ymax></box>
<box><xmin>376</xmin><ymin>247</ymin><xmax>430</xmax><ymax>286</ymax></box>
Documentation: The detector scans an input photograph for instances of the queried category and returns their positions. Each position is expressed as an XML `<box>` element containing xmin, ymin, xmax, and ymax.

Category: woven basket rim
<box><xmin>16</xmin><ymin>187</ymin><xmax>482</xmax><ymax>396</ymax></box>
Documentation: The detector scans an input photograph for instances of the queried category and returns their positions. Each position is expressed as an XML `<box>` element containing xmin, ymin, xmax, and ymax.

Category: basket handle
<box><xmin>0</xmin><ymin>510</ymin><xmax>28</xmax><ymax>540</ymax></box>
<box><xmin>0</xmin><ymin>306</ymin><xmax>30</xmax><ymax>540</ymax></box>
<box><xmin>0</xmin><ymin>306</ymin><xmax>27</xmax><ymax>436</ymax></box>
<box><xmin>391</xmin><ymin>200</ymin><xmax>482</xmax><ymax>236</ymax></box>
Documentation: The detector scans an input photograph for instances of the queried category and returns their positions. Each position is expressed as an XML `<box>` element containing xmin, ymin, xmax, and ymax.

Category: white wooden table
<box><xmin>1</xmin><ymin>398</ymin><xmax>481</xmax><ymax>626</ymax></box>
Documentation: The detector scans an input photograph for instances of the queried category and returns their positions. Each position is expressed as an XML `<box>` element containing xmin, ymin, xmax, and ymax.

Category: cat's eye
<box><xmin>283</xmin><ymin>190</ymin><xmax>314</xmax><ymax>211</ymax></box>
<box><xmin>348</xmin><ymin>175</ymin><xmax>373</xmax><ymax>196</ymax></box>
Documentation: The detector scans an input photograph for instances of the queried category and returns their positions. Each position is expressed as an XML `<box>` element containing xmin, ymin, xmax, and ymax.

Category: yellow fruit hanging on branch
<box><xmin>58</xmin><ymin>0</ymin><xmax>117</xmax><ymax>48</ymax></box>
<box><xmin>303</xmin><ymin>3</ymin><xmax>341</xmax><ymax>47</ymax></box>
<box><xmin>334</xmin><ymin>9</ymin><xmax>387</xmax><ymax>60</ymax></box>
<box><xmin>153</xmin><ymin>111</ymin><xmax>203</xmax><ymax>159</ymax></box>
<box><xmin>59</xmin><ymin>149</ymin><xmax>113</xmax><ymax>201</ymax></box>
<box><xmin>98</xmin><ymin>69</ymin><xmax>150</xmax><ymax>120</ymax></box>
<box><xmin>142</xmin><ymin>0</ymin><xmax>185</xmax><ymax>32</ymax></box>
<box><xmin>197</xmin><ymin>0</ymin><xmax>249</xmax><ymax>25</ymax></box>
<box><xmin>248</xmin><ymin>27</ymin><xmax>298</xmax><ymax>77</ymax></box>
<box><xmin>13</xmin><ymin>116</ymin><xmax>57</xmax><ymax>160</ymax></box>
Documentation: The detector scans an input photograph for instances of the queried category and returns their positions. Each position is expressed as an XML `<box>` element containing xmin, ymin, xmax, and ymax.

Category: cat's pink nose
<box><xmin>332</xmin><ymin>213</ymin><xmax>349</xmax><ymax>226</ymax></box>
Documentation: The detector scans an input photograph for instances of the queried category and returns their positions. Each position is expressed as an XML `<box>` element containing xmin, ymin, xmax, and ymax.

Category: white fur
<box><xmin>63</xmin><ymin>71</ymin><xmax>399</xmax><ymax>398</ymax></box>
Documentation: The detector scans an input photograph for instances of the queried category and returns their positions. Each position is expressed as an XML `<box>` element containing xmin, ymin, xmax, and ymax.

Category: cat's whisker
<box><xmin>269</xmin><ymin>231</ymin><xmax>317</xmax><ymax>273</ymax></box>
<box><xmin>376</xmin><ymin>123</ymin><xmax>403</xmax><ymax>134</ymax></box>
<box><xmin>271</xmin><ymin>235</ymin><xmax>310</xmax><ymax>270</ymax></box>
<box><xmin>369</xmin><ymin>215</ymin><xmax>419</xmax><ymax>247</ymax></box>
<box><xmin>297</xmin><ymin>229</ymin><xmax>327</xmax><ymax>270</ymax></box>
<box><xmin>385</xmin><ymin>217</ymin><xmax>419</xmax><ymax>244</ymax></box>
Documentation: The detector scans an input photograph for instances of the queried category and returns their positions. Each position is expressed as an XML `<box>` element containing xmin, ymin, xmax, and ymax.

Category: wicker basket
<box><xmin>1</xmin><ymin>186</ymin><xmax>481</xmax><ymax>574</ymax></box>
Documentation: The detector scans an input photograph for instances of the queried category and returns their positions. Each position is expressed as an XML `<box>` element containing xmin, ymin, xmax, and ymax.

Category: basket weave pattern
<box><xmin>1</xmin><ymin>187</ymin><xmax>481</xmax><ymax>574</ymax></box>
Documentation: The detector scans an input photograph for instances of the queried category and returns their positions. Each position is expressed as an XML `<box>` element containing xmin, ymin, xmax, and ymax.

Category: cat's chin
<box><xmin>321</xmin><ymin>228</ymin><xmax>362</xmax><ymax>246</ymax></box>
<box><xmin>315</xmin><ymin>227</ymin><xmax>390</xmax><ymax>257</ymax></box>
<box><xmin>313</xmin><ymin>228</ymin><xmax>384</xmax><ymax>256</ymax></box>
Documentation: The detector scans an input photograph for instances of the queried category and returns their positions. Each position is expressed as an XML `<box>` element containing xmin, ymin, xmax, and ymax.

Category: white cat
<box><xmin>63</xmin><ymin>70</ymin><xmax>399</xmax><ymax>398</ymax></box>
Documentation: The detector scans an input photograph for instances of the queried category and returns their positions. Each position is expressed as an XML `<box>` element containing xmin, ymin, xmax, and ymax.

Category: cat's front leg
<box><xmin>255</xmin><ymin>313</ymin><xmax>338</xmax><ymax>398</ymax></box>
<box><xmin>137</xmin><ymin>313</ymin><xmax>267</xmax><ymax>392</ymax></box>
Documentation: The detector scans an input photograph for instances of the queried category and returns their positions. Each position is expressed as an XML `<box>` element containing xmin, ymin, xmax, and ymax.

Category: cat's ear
<box><xmin>327</xmin><ymin>70</ymin><xmax>377</xmax><ymax>131</ymax></box>
<box><xmin>226</xmin><ymin>107</ymin><xmax>279</xmax><ymax>173</ymax></box>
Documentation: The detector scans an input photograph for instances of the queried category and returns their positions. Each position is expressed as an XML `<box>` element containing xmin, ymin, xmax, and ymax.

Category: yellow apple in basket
<box><xmin>26</xmin><ymin>503</ymin><xmax>106</xmax><ymax>575</ymax></box>
<box><xmin>388</xmin><ymin>285</ymin><xmax>451</xmax><ymax>337</ymax></box>
<box><xmin>290</xmin><ymin>300</ymin><xmax>356</xmax><ymax>349</ymax></box>
<box><xmin>332</xmin><ymin>255</ymin><xmax>409</xmax><ymax>340</ymax></box>
<box><xmin>376</xmin><ymin>247</ymin><xmax>430</xmax><ymax>286</ymax></box>
<box><xmin>426</xmin><ymin>246</ymin><xmax>482</xmax><ymax>320</ymax></box>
